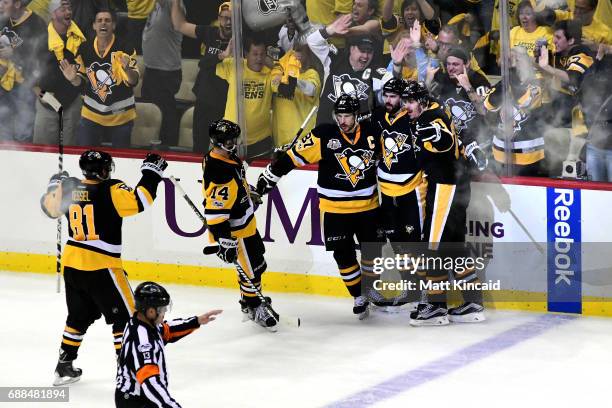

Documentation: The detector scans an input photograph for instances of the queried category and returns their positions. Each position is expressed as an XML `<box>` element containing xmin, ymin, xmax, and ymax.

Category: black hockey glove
<box><xmin>249</xmin><ymin>184</ymin><xmax>263</xmax><ymax>211</ymax></box>
<box><xmin>141</xmin><ymin>153</ymin><xmax>168</xmax><ymax>177</ymax></box>
<box><xmin>256</xmin><ymin>164</ymin><xmax>281</xmax><ymax>196</ymax></box>
<box><xmin>278</xmin><ymin>76</ymin><xmax>297</xmax><ymax>99</ymax></box>
<box><xmin>465</xmin><ymin>141</ymin><xmax>488</xmax><ymax>171</ymax></box>
<box><xmin>216</xmin><ymin>237</ymin><xmax>238</xmax><ymax>264</ymax></box>
<box><xmin>48</xmin><ymin>171</ymin><xmax>69</xmax><ymax>190</ymax></box>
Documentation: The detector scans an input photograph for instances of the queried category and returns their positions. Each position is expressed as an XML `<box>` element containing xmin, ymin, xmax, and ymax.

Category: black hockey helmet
<box><xmin>401</xmin><ymin>80</ymin><xmax>430</xmax><ymax>105</ymax></box>
<box><xmin>209</xmin><ymin>119</ymin><xmax>241</xmax><ymax>150</ymax></box>
<box><xmin>79</xmin><ymin>150</ymin><xmax>114</xmax><ymax>180</ymax></box>
<box><xmin>382</xmin><ymin>78</ymin><xmax>406</xmax><ymax>96</ymax></box>
<box><xmin>134</xmin><ymin>281</ymin><xmax>171</xmax><ymax>314</ymax></box>
<box><xmin>334</xmin><ymin>93</ymin><xmax>360</xmax><ymax>115</ymax></box>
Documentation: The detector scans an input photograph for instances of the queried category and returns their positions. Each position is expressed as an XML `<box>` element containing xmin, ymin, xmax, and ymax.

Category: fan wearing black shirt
<box><xmin>171</xmin><ymin>0</ymin><xmax>231</xmax><ymax>152</ymax></box>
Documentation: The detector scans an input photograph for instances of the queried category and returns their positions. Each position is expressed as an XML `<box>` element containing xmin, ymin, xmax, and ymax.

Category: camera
<box><xmin>562</xmin><ymin>160</ymin><xmax>588</xmax><ymax>180</ymax></box>
<box><xmin>534</xmin><ymin>38</ymin><xmax>548</xmax><ymax>62</ymax></box>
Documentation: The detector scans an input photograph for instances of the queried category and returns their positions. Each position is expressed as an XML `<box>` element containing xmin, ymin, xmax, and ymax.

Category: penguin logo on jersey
<box><xmin>335</xmin><ymin>148</ymin><xmax>375</xmax><ymax>187</ymax></box>
<box><xmin>381</xmin><ymin>130</ymin><xmax>411</xmax><ymax>170</ymax></box>
<box><xmin>258</xmin><ymin>0</ymin><xmax>278</xmax><ymax>15</ymax></box>
<box><xmin>328</xmin><ymin>74</ymin><xmax>369</xmax><ymax>103</ymax></box>
<box><xmin>86</xmin><ymin>62</ymin><xmax>117</xmax><ymax>102</ymax></box>
<box><xmin>0</xmin><ymin>27</ymin><xmax>23</xmax><ymax>49</ymax></box>
<box><xmin>446</xmin><ymin>98</ymin><xmax>476</xmax><ymax>134</ymax></box>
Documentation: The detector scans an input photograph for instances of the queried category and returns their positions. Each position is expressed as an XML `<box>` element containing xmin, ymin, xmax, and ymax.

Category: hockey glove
<box><xmin>256</xmin><ymin>164</ymin><xmax>281</xmax><ymax>196</ymax></box>
<box><xmin>249</xmin><ymin>184</ymin><xmax>263</xmax><ymax>211</ymax></box>
<box><xmin>216</xmin><ymin>237</ymin><xmax>238</xmax><ymax>264</ymax></box>
<box><xmin>141</xmin><ymin>153</ymin><xmax>168</xmax><ymax>177</ymax></box>
<box><xmin>465</xmin><ymin>141</ymin><xmax>488</xmax><ymax>171</ymax></box>
<box><xmin>48</xmin><ymin>171</ymin><xmax>69</xmax><ymax>190</ymax></box>
<box><xmin>278</xmin><ymin>76</ymin><xmax>297</xmax><ymax>99</ymax></box>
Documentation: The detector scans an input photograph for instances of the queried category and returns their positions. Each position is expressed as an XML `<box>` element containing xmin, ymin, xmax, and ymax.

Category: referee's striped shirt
<box><xmin>116</xmin><ymin>314</ymin><xmax>200</xmax><ymax>407</ymax></box>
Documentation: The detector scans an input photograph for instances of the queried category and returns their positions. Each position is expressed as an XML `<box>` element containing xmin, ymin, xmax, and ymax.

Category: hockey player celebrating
<box><xmin>257</xmin><ymin>94</ymin><xmax>383</xmax><ymax>319</ymax></box>
<box><xmin>115</xmin><ymin>281</ymin><xmax>222</xmax><ymax>407</ymax></box>
<box><xmin>202</xmin><ymin>119</ymin><xmax>278</xmax><ymax>331</ymax></box>
<box><xmin>41</xmin><ymin>150</ymin><xmax>168</xmax><ymax>385</ymax></box>
<box><xmin>371</xmin><ymin>77</ymin><xmax>425</xmax><ymax>310</ymax></box>
<box><xmin>401</xmin><ymin>81</ymin><xmax>485</xmax><ymax>326</ymax></box>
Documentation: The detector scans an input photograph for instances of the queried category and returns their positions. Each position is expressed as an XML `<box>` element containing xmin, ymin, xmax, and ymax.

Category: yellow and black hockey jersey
<box><xmin>410</xmin><ymin>102</ymin><xmax>461</xmax><ymax>185</ymax></box>
<box><xmin>41</xmin><ymin>172</ymin><xmax>162</xmax><ymax>271</ymax></box>
<box><xmin>203</xmin><ymin>151</ymin><xmax>257</xmax><ymax>240</ymax></box>
<box><xmin>77</xmin><ymin>35</ymin><xmax>138</xmax><ymax>126</ymax></box>
<box><xmin>372</xmin><ymin>108</ymin><xmax>423</xmax><ymax>197</ymax></box>
<box><xmin>484</xmin><ymin>79</ymin><xmax>545</xmax><ymax>166</ymax></box>
<box><xmin>549</xmin><ymin>44</ymin><xmax>594</xmax><ymax>130</ymax></box>
<box><xmin>271</xmin><ymin>121</ymin><xmax>381</xmax><ymax>214</ymax></box>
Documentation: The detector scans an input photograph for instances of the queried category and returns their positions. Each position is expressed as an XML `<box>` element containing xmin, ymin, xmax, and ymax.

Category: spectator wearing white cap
<box><xmin>33</xmin><ymin>0</ymin><xmax>85</xmax><ymax>145</ymax></box>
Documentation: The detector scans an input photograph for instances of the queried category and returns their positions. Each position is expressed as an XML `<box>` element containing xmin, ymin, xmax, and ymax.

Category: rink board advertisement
<box><xmin>1</xmin><ymin>149</ymin><xmax>612</xmax><ymax>316</ymax></box>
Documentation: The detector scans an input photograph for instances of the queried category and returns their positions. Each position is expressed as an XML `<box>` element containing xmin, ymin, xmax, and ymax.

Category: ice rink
<box><xmin>2</xmin><ymin>270</ymin><xmax>611</xmax><ymax>408</ymax></box>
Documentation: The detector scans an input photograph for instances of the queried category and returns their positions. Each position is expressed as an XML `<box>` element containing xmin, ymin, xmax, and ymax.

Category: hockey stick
<box><xmin>168</xmin><ymin>176</ymin><xmax>300</xmax><ymax>329</ymax></box>
<box><xmin>42</xmin><ymin>92</ymin><xmax>64</xmax><ymax>293</ymax></box>
<box><xmin>274</xmin><ymin>105</ymin><xmax>317</xmax><ymax>153</ymax></box>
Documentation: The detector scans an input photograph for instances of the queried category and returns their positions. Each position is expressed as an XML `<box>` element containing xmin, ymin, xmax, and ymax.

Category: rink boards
<box><xmin>1</xmin><ymin>148</ymin><xmax>612</xmax><ymax>316</ymax></box>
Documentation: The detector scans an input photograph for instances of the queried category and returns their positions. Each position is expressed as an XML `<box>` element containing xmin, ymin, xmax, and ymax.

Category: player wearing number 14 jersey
<box><xmin>40</xmin><ymin>150</ymin><xmax>167</xmax><ymax>386</ymax></box>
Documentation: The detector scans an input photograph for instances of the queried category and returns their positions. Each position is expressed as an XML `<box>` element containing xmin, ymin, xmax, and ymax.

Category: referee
<box><xmin>115</xmin><ymin>282</ymin><xmax>222</xmax><ymax>407</ymax></box>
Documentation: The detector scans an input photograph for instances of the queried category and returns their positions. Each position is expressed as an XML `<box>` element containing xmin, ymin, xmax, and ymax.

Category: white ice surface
<box><xmin>1</xmin><ymin>271</ymin><xmax>611</xmax><ymax>408</ymax></box>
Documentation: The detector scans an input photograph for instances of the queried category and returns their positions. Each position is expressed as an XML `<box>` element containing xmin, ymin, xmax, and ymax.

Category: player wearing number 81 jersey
<box><xmin>40</xmin><ymin>149</ymin><xmax>167</xmax><ymax>386</ymax></box>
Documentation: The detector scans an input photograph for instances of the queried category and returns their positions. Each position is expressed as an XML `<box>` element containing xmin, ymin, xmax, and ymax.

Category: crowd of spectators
<box><xmin>0</xmin><ymin>0</ymin><xmax>610</xmax><ymax>180</ymax></box>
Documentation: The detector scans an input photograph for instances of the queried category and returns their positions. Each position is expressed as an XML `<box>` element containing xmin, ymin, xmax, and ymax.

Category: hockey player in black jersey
<box><xmin>257</xmin><ymin>94</ymin><xmax>384</xmax><ymax>319</ymax></box>
<box><xmin>41</xmin><ymin>150</ymin><xmax>167</xmax><ymax>385</ymax></box>
<box><xmin>425</xmin><ymin>49</ymin><xmax>490</xmax><ymax>323</ymax></box>
<box><xmin>202</xmin><ymin>119</ymin><xmax>278</xmax><ymax>331</ymax></box>
<box><xmin>402</xmin><ymin>81</ymin><xmax>485</xmax><ymax>326</ymax></box>
<box><xmin>115</xmin><ymin>281</ymin><xmax>222</xmax><ymax>407</ymax></box>
<box><xmin>371</xmin><ymin>78</ymin><xmax>424</xmax><ymax>311</ymax></box>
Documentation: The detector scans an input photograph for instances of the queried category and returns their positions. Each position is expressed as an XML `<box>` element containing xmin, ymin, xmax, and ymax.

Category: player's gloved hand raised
<box><xmin>216</xmin><ymin>237</ymin><xmax>238</xmax><ymax>264</ymax></box>
<box><xmin>249</xmin><ymin>184</ymin><xmax>263</xmax><ymax>211</ymax></box>
<box><xmin>48</xmin><ymin>171</ymin><xmax>69</xmax><ymax>190</ymax></box>
<box><xmin>141</xmin><ymin>153</ymin><xmax>168</xmax><ymax>177</ymax></box>
<box><xmin>256</xmin><ymin>164</ymin><xmax>281</xmax><ymax>196</ymax></box>
<box><xmin>465</xmin><ymin>141</ymin><xmax>488</xmax><ymax>172</ymax></box>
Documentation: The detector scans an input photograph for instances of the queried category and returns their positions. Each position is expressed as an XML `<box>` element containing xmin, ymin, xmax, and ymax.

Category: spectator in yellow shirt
<box><xmin>509</xmin><ymin>1</ymin><xmax>553</xmax><ymax>59</ymax></box>
<box><xmin>271</xmin><ymin>43</ymin><xmax>322</xmax><ymax>147</ymax></box>
<box><xmin>216</xmin><ymin>37</ymin><xmax>274</xmax><ymax>159</ymax></box>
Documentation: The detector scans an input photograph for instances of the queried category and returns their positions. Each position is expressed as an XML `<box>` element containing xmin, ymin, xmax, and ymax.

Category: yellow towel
<box><xmin>111</xmin><ymin>51</ymin><xmax>137</xmax><ymax>86</ymax></box>
<box><xmin>271</xmin><ymin>50</ymin><xmax>301</xmax><ymax>90</ymax></box>
<box><xmin>48</xmin><ymin>21</ymin><xmax>86</xmax><ymax>61</ymax></box>
<box><xmin>0</xmin><ymin>59</ymin><xmax>24</xmax><ymax>91</ymax></box>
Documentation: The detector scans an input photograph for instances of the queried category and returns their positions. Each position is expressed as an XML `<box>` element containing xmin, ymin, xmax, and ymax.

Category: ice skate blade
<box><xmin>53</xmin><ymin>374</ymin><xmax>81</xmax><ymax>386</ymax></box>
<box><xmin>448</xmin><ymin>312</ymin><xmax>486</xmax><ymax>323</ymax></box>
<box><xmin>372</xmin><ymin>302</ymin><xmax>418</xmax><ymax>314</ymax></box>
<box><xmin>409</xmin><ymin>315</ymin><xmax>450</xmax><ymax>326</ymax></box>
<box><xmin>358</xmin><ymin>308</ymin><xmax>370</xmax><ymax>320</ymax></box>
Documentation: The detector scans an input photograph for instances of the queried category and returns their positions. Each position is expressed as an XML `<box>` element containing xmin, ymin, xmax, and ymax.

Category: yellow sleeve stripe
<box><xmin>136</xmin><ymin>186</ymin><xmax>153</xmax><ymax>208</ymax></box>
<box><xmin>206</xmin><ymin>215</ymin><xmax>229</xmax><ymax>225</ymax></box>
<box><xmin>288</xmin><ymin>150</ymin><xmax>306</xmax><ymax>167</ymax></box>
<box><xmin>110</xmin><ymin>183</ymin><xmax>140</xmax><ymax>217</ymax></box>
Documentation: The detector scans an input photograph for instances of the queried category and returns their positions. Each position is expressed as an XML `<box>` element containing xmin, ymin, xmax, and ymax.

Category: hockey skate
<box><xmin>409</xmin><ymin>303</ymin><xmax>449</xmax><ymax>326</ymax></box>
<box><xmin>370</xmin><ymin>289</ymin><xmax>418</xmax><ymax>313</ymax></box>
<box><xmin>253</xmin><ymin>303</ymin><xmax>278</xmax><ymax>332</ymax></box>
<box><xmin>53</xmin><ymin>351</ymin><xmax>82</xmax><ymax>386</ymax></box>
<box><xmin>448</xmin><ymin>302</ymin><xmax>486</xmax><ymax>323</ymax></box>
<box><xmin>353</xmin><ymin>295</ymin><xmax>370</xmax><ymax>320</ymax></box>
